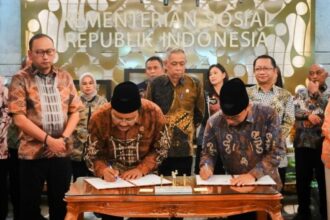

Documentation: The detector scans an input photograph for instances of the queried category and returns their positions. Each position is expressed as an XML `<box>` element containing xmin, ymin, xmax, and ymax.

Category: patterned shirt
<box><xmin>200</xmin><ymin>104</ymin><xmax>285</xmax><ymax>190</ymax></box>
<box><xmin>7</xmin><ymin>123</ymin><xmax>20</xmax><ymax>150</ymax></box>
<box><xmin>247</xmin><ymin>85</ymin><xmax>295</xmax><ymax>138</ymax></box>
<box><xmin>0</xmin><ymin>86</ymin><xmax>11</xmax><ymax>159</ymax></box>
<box><xmin>8</xmin><ymin>66</ymin><xmax>83</xmax><ymax>159</ymax></box>
<box><xmin>71</xmin><ymin>94</ymin><xmax>107</xmax><ymax>161</ymax></box>
<box><xmin>84</xmin><ymin>99</ymin><xmax>170</xmax><ymax>177</ymax></box>
<box><xmin>293</xmin><ymin>85</ymin><xmax>330</xmax><ymax>149</ymax></box>
<box><xmin>146</xmin><ymin>74</ymin><xmax>204</xmax><ymax>157</ymax></box>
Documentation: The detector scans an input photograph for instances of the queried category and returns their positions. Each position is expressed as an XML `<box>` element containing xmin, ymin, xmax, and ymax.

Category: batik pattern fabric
<box><xmin>84</xmin><ymin>99</ymin><xmax>170</xmax><ymax>177</ymax></box>
<box><xmin>7</xmin><ymin>123</ymin><xmax>20</xmax><ymax>151</ymax></box>
<box><xmin>247</xmin><ymin>85</ymin><xmax>295</xmax><ymax>167</ymax></box>
<box><xmin>146</xmin><ymin>74</ymin><xmax>204</xmax><ymax>157</ymax></box>
<box><xmin>71</xmin><ymin>94</ymin><xmax>107</xmax><ymax>161</ymax></box>
<box><xmin>8</xmin><ymin>66</ymin><xmax>83</xmax><ymax>159</ymax></box>
<box><xmin>0</xmin><ymin>86</ymin><xmax>11</xmax><ymax>159</ymax></box>
<box><xmin>247</xmin><ymin>85</ymin><xmax>295</xmax><ymax>138</ymax></box>
<box><xmin>293</xmin><ymin>85</ymin><xmax>330</xmax><ymax>149</ymax></box>
<box><xmin>200</xmin><ymin>104</ymin><xmax>285</xmax><ymax>190</ymax></box>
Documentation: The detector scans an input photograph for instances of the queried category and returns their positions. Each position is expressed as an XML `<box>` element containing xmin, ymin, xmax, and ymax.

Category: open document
<box><xmin>196</xmin><ymin>175</ymin><xmax>276</xmax><ymax>186</ymax></box>
<box><xmin>84</xmin><ymin>177</ymin><xmax>135</xmax><ymax>189</ymax></box>
<box><xmin>85</xmin><ymin>174</ymin><xmax>172</xmax><ymax>189</ymax></box>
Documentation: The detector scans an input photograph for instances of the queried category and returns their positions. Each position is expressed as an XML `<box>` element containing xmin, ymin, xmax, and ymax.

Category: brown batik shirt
<box><xmin>84</xmin><ymin>99</ymin><xmax>170</xmax><ymax>177</ymax></box>
<box><xmin>8</xmin><ymin>66</ymin><xmax>83</xmax><ymax>159</ymax></box>
<box><xmin>146</xmin><ymin>74</ymin><xmax>204</xmax><ymax>157</ymax></box>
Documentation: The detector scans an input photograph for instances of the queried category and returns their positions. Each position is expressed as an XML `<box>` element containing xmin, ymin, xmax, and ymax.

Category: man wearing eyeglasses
<box><xmin>85</xmin><ymin>81</ymin><xmax>169</xmax><ymax>177</ymax></box>
<box><xmin>8</xmin><ymin>33</ymin><xmax>83</xmax><ymax>220</ymax></box>
<box><xmin>293</xmin><ymin>64</ymin><xmax>329</xmax><ymax>220</ymax></box>
<box><xmin>199</xmin><ymin>78</ymin><xmax>285</xmax><ymax>220</ymax></box>
<box><xmin>246</xmin><ymin>55</ymin><xmax>295</xmax><ymax>192</ymax></box>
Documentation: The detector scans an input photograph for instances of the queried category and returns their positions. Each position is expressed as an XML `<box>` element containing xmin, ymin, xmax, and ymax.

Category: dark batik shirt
<box><xmin>293</xmin><ymin>85</ymin><xmax>330</xmax><ymax>149</ymax></box>
<box><xmin>200</xmin><ymin>104</ymin><xmax>285</xmax><ymax>190</ymax></box>
<box><xmin>146</xmin><ymin>74</ymin><xmax>204</xmax><ymax>157</ymax></box>
<box><xmin>84</xmin><ymin>99</ymin><xmax>170</xmax><ymax>177</ymax></box>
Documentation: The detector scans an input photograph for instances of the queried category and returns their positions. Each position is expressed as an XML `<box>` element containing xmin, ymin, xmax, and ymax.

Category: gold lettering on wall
<box><xmin>22</xmin><ymin>0</ymin><xmax>314</xmax><ymax>93</ymax></box>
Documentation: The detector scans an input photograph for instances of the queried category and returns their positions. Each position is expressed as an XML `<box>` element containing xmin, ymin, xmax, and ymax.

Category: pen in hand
<box><xmin>107</xmin><ymin>163</ymin><xmax>119</xmax><ymax>181</ymax></box>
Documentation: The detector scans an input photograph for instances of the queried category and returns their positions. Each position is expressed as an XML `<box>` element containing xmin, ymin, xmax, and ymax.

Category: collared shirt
<box><xmin>293</xmin><ymin>85</ymin><xmax>330</xmax><ymax>149</ymax></box>
<box><xmin>0</xmin><ymin>86</ymin><xmax>11</xmax><ymax>159</ymax></box>
<box><xmin>8</xmin><ymin>66</ymin><xmax>83</xmax><ymax>159</ymax></box>
<box><xmin>84</xmin><ymin>99</ymin><xmax>170</xmax><ymax>177</ymax></box>
<box><xmin>71</xmin><ymin>94</ymin><xmax>107</xmax><ymax>161</ymax></box>
<box><xmin>200</xmin><ymin>104</ymin><xmax>285</xmax><ymax>190</ymax></box>
<box><xmin>146</xmin><ymin>74</ymin><xmax>204</xmax><ymax>157</ymax></box>
<box><xmin>247</xmin><ymin>85</ymin><xmax>295</xmax><ymax>138</ymax></box>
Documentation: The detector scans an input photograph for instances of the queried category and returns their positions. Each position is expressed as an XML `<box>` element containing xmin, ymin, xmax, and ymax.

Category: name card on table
<box><xmin>154</xmin><ymin>186</ymin><xmax>193</xmax><ymax>195</ymax></box>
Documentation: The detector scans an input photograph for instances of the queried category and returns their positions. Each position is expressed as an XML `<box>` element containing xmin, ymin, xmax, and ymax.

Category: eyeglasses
<box><xmin>111</xmin><ymin>111</ymin><xmax>138</xmax><ymax>124</ymax></box>
<box><xmin>254</xmin><ymin>67</ymin><xmax>274</xmax><ymax>72</ymax></box>
<box><xmin>33</xmin><ymin>49</ymin><xmax>55</xmax><ymax>57</ymax></box>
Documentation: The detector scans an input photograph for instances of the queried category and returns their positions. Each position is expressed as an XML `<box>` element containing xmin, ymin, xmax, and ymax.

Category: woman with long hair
<box><xmin>195</xmin><ymin>63</ymin><xmax>229</xmax><ymax>174</ymax></box>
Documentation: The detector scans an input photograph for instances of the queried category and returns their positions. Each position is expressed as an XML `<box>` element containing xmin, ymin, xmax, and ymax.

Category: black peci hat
<box><xmin>111</xmin><ymin>81</ymin><xmax>141</xmax><ymax>113</ymax></box>
<box><xmin>220</xmin><ymin>78</ymin><xmax>249</xmax><ymax>116</ymax></box>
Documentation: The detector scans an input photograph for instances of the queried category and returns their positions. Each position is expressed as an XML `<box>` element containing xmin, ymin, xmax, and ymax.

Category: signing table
<box><xmin>64</xmin><ymin>177</ymin><xmax>283</xmax><ymax>220</ymax></box>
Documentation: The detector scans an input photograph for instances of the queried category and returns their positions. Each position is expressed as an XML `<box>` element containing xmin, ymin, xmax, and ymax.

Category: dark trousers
<box><xmin>19</xmin><ymin>157</ymin><xmax>72</xmax><ymax>220</ymax></box>
<box><xmin>8</xmin><ymin>148</ymin><xmax>20</xmax><ymax>220</ymax></box>
<box><xmin>71</xmin><ymin>160</ymin><xmax>92</xmax><ymax>182</ymax></box>
<box><xmin>158</xmin><ymin>156</ymin><xmax>193</xmax><ymax>176</ymax></box>
<box><xmin>295</xmin><ymin>147</ymin><xmax>327</xmax><ymax>219</ymax></box>
<box><xmin>278</xmin><ymin>167</ymin><xmax>286</xmax><ymax>192</ymax></box>
<box><xmin>0</xmin><ymin>159</ymin><xmax>9</xmax><ymax>220</ymax></box>
<box><xmin>194</xmin><ymin>145</ymin><xmax>203</xmax><ymax>174</ymax></box>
